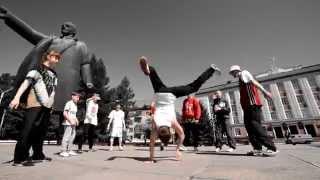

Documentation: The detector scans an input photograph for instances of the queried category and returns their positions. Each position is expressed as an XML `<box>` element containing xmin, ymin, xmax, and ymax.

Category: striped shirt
<box><xmin>239</xmin><ymin>70</ymin><xmax>262</xmax><ymax>110</ymax></box>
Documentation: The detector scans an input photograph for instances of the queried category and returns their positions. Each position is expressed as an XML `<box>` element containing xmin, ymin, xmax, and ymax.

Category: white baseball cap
<box><xmin>229</xmin><ymin>65</ymin><xmax>241</xmax><ymax>73</ymax></box>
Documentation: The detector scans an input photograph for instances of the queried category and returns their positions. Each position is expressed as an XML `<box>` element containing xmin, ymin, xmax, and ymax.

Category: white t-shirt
<box><xmin>84</xmin><ymin>99</ymin><xmax>99</xmax><ymax>126</ymax></box>
<box><xmin>153</xmin><ymin>93</ymin><xmax>177</xmax><ymax>127</ymax></box>
<box><xmin>63</xmin><ymin>100</ymin><xmax>78</xmax><ymax>125</ymax></box>
<box><xmin>108</xmin><ymin>110</ymin><xmax>125</xmax><ymax>128</ymax></box>
<box><xmin>240</xmin><ymin>70</ymin><xmax>254</xmax><ymax>83</ymax></box>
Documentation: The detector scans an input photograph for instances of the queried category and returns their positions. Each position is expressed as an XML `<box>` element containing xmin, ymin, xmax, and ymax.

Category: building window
<box><xmin>235</xmin><ymin>128</ymin><xmax>241</xmax><ymax>136</ymax></box>
<box><xmin>134</xmin><ymin>117</ymin><xmax>142</xmax><ymax>123</ymax></box>
<box><xmin>229</xmin><ymin>92</ymin><xmax>240</xmax><ymax>124</ymax></box>
<box><xmin>307</xmin><ymin>76</ymin><xmax>320</xmax><ymax>109</ymax></box>
<box><xmin>277</xmin><ymin>82</ymin><xmax>293</xmax><ymax>119</ymax></box>
<box><xmin>291</xmin><ymin>79</ymin><xmax>311</xmax><ymax>118</ymax></box>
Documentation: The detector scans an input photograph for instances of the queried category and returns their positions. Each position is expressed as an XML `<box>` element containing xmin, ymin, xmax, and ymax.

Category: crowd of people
<box><xmin>7</xmin><ymin>52</ymin><xmax>279</xmax><ymax>166</ymax></box>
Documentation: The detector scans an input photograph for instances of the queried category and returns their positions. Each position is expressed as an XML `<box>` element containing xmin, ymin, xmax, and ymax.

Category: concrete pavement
<box><xmin>0</xmin><ymin>143</ymin><xmax>319</xmax><ymax>180</ymax></box>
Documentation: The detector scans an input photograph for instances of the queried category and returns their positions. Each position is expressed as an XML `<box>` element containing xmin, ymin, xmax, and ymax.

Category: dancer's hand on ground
<box><xmin>144</xmin><ymin>159</ymin><xmax>156</xmax><ymax>164</ymax></box>
<box><xmin>9</xmin><ymin>98</ymin><xmax>20</xmax><ymax>110</ymax></box>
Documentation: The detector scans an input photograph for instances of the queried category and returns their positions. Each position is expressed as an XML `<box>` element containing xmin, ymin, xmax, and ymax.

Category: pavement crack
<box><xmin>287</xmin><ymin>153</ymin><xmax>320</xmax><ymax>169</ymax></box>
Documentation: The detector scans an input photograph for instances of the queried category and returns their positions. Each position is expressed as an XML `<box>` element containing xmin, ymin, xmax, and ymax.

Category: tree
<box><xmin>90</xmin><ymin>54</ymin><xmax>109</xmax><ymax>90</ymax></box>
<box><xmin>115</xmin><ymin>76</ymin><xmax>135</xmax><ymax>113</ymax></box>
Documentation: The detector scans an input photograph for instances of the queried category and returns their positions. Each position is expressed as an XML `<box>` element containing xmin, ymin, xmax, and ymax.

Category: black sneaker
<box><xmin>13</xmin><ymin>161</ymin><xmax>35</xmax><ymax>167</ymax></box>
<box><xmin>32</xmin><ymin>156</ymin><xmax>52</xmax><ymax>162</ymax></box>
<box><xmin>160</xmin><ymin>145</ymin><xmax>164</xmax><ymax>151</ymax></box>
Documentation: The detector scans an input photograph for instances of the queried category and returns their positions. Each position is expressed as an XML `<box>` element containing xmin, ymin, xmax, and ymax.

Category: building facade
<box><xmin>196</xmin><ymin>64</ymin><xmax>320</xmax><ymax>141</ymax></box>
<box><xmin>126</xmin><ymin>106</ymin><xmax>152</xmax><ymax>142</ymax></box>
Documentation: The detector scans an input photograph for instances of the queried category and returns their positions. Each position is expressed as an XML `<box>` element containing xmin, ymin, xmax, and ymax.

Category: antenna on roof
<box><xmin>268</xmin><ymin>56</ymin><xmax>278</xmax><ymax>73</ymax></box>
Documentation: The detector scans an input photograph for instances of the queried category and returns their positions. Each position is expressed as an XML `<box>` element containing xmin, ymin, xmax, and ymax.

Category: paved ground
<box><xmin>0</xmin><ymin>143</ymin><xmax>320</xmax><ymax>180</ymax></box>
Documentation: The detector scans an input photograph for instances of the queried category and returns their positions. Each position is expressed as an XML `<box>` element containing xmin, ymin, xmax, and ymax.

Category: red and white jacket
<box><xmin>182</xmin><ymin>96</ymin><xmax>202</xmax><ymax>121</ymax></box>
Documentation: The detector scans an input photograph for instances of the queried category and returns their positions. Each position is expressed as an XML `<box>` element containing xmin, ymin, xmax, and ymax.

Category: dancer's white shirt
<box><xmin>153</xmin><ymin>93</ymin><xmax>177</xmax><ymax>128</ymax></box>
<box><xmin>84</xmin><ymin>99</ymin><xmax>99</xmax><ymax>126</ymax></box>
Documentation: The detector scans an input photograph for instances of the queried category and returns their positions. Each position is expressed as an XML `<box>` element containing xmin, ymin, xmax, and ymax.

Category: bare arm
<box><xmin>107</xmin><ymin>113</ymin><xmax>113</xmax><ymax>130</ymax></box>
<box><xmin>9</xmin><ymin>79</ymin><xmax>31</xmax><ymax>109</ymax></box>
<box><xmin>63</xmin><ymin>110</ymin><xmax>76</xmax><ymax>125</ymax></box>
<box><xmin>0</xmin><ymin>5</ymin><xmax>46</xmax><ymax>45</ymax></box>
<box><xmin>252</xmin><ymin>79</ymin><xmax>272</xmax><ymax>99</ymax></box>
<box><xmin>80</xmin><ymin>45</ymin><xmax>94</xmax><ymax>88</ymax></box>
<box><xmin>149</xmin><ymin>121</ymin><xmax>157</xmax><ymax>162</ymax></box>
<box><xmin>63</xmin><ymin>111</ymin><xmax>72</xmax><ymax>124</ymax></box>
<box><xmin>122</xmin><ymin>114</ymin><xmax>126</xmax><ymax>129</ymax></box>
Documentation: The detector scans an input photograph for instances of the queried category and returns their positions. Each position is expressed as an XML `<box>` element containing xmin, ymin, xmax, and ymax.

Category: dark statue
<box><xmin>0</xmin><ymin>5</ymin><xmax>94</xmax><ymax>111</ymax></box>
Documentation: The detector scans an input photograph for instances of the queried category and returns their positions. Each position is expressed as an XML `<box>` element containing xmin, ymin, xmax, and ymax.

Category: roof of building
<box><xmin>197</xmin><ymin>64</ymin><xmax>320</xmax><ymax>95</ymax></box>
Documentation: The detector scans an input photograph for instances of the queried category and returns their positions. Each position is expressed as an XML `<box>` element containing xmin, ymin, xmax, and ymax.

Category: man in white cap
<box><xmin>229</xmin><ymin>65</ymin><xmax>278</xmax><ymax>156</ymax></box>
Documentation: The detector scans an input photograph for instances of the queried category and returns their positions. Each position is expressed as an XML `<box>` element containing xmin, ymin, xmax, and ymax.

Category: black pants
<box><xmin>14</xmin><ymin>107</ymin><xmax>51</xmax><ymax>163</ymax></box>
<box><xmin>183</xmin><ymin>121</ymin><xmax>200</xmax><ymax>147</ymax></box>
<box><xmin>215</xmin><ymin>119</ymin><xmax>236</xmax><ymax>149</ymax></box>
<box><xmin>78</xmin><ymin>124</ymin><xmax>96</xmax><ymax>150</ymax></box>
<box><xmin>243</xmin><ymin>106</ymin><xmax>277</xmax><ymax>151</ymax></box>
<box><xmin>149</xmin><ymin>66</ymin><xmax>215</xmax><ymax>97</ymax></box>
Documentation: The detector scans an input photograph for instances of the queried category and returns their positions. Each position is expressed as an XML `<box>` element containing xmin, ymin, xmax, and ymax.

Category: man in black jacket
<box><xmin>212</xmin><ymin>91</ymin><xmax>236</xmax><ymax>152</ymax></box>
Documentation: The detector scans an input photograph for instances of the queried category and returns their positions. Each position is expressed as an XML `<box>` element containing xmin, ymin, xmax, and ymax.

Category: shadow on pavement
<box><xmin>106</xmin><ymin>156</ymin><xmax>177</xmax><ymax>162</ymax></box>
<box><xmin>2</xmin><ymin>160</ymin><xmax>13</xmax><ymax>164</ymax></box>
<box><xmin>196</xmin><ymin>151</ymin><xmax>251</xmax><ymax>157</ymax></box>
<box><xmin>134</xmin><ymin>148</ymin><xmax>177</xmax><ymax>152</ymax></box>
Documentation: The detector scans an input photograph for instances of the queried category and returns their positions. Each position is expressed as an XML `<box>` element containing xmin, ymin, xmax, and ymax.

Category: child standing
<box><xmin>10</xmin><ymin>49</ymin><xmax>61</xmax><ymax>166</ymax></box>
<box><xmin>60</xmin><ymin>92</ymin><xmax>80</xmax><ymax>157</ymax></box>
<box><xmin>107</xmin><ymin>104</ymin><xmax>126</xmax><ymax>151</ymax></box>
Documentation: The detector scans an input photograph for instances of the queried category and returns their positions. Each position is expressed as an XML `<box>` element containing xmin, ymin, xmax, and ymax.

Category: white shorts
<box><xmin>111</xmin><ymin>127</ymin><xmax>123</xmax><ymax>138</ymax></box>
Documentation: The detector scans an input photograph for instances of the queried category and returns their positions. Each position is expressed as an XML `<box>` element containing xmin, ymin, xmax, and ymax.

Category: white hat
<box><xmin>93</xmin><ymin>93</ymin><xmax>101</xmax><ymax>100</ymax></box>
<box><xmin>229</xmin><ymin>65</ymin><xmax>241</xmax><ymax>73</ymax></box>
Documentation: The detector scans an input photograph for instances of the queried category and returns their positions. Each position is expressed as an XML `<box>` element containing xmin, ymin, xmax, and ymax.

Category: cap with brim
<box><xmin>71</xmin><ymin>92</ymin><xmax>81</xmax><ymax>96</ymax></box>
<box><xmin>229</xmin><ymin>65</ymin><xmax>241</xmax><ymax>74</ymax></box>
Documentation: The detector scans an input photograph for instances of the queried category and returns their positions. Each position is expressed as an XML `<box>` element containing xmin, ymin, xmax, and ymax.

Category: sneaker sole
<box><xmin>139</xmin><ymin>59</ymin><xmax>150</xmax><ymax>75</ymax></box>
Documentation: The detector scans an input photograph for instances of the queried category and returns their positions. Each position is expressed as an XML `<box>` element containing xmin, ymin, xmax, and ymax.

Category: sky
<box><xmin>1</xmin><ymin>0</ymin><xmax>320</xmax><ymax>108</ymax></box>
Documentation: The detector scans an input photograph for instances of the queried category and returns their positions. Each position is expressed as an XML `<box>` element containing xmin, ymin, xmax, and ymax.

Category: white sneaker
<box><xmin>119</xmin><ymin>146</ymin><xmax>124</xmax><ymax>151</ymax></box>
<box><xmin>109</xmin><ymin>147</ymin><xmax>113</xmax><ymax>151</ymax></box>
<box><xmin>210</xmin><ymin>64</ymin><xmax>222</xmax><ymax>75</ymax></box>
<box><xmin>226</xmin><ymin>148</ymin><xmax>235</xmax><ymax>152</ymax></box>
<box><xmin>68</xmin><ymin>150</ymin><xmax>79</xmax><ymax>156</ymax></box>
<box><xmin>59</xmin><ymin>151</ymin><xmax>69</xmax><ymax>157</ymax></box>
<box><xmin>215</xmin><ymin>147</ymin><xmax>221</xmax><ymax>152</ymax></box>
<box><xmin>179</xmin><ymin>146</ymin><xmax>187</xmax><ymax>151</ymax></box>
<box><xmin>247</xmin><ymin>149</ymin><xmax>263</xmax><ymax>156</ymax></box>
<box><xmin>264</xmin><ymin>149</ymin><xmax>279</xmax><ymax>157</ymax></box>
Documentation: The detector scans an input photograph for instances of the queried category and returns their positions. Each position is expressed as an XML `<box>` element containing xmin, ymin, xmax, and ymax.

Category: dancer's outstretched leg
<box><xmin>139</xmin><ymin>56</ymin><xmax>167</xmax><ymax>93</ymax></box>
<box><xmin>139</xmin><ymin>56</ymin><xmax>221</xmax><ymax>97</ymax></box>
<box><xmin>166</xmin><ymin>64</ymin><xmax>221</xmax><ymax>98</ymax></box>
